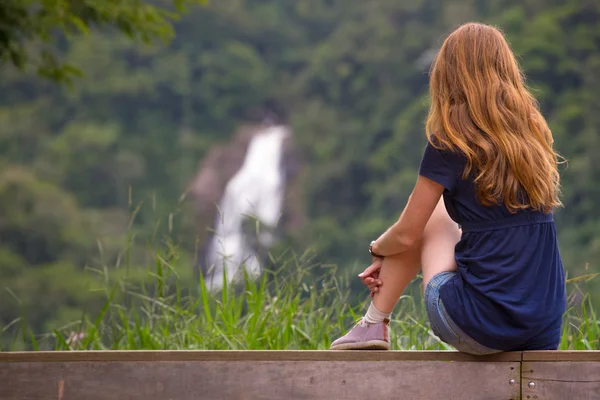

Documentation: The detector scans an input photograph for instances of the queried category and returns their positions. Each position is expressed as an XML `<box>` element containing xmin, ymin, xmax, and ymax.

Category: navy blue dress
<box><xmin>419</xmin><ymin>142</ymin><xmax>566</xmax><ymax>351</ymax></box>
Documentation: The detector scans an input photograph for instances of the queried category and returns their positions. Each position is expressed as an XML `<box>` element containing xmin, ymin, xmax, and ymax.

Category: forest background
<box><xmin>1</xmin><ymin>0</ymin><xmax>599</xmax><ymax>349</ymax></box>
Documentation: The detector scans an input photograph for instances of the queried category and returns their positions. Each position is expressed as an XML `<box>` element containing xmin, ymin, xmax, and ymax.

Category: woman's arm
<box><xmin>370</xmin><ymin>175</ymin><xmax>445</xmax><ymax>257</ymax></box>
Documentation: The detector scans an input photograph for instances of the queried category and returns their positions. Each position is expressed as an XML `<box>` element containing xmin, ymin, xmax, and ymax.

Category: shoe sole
<box><xmin>329</xmin><ymin>340</ymin><xmax>390</xmax><ymax>351</ymax></box>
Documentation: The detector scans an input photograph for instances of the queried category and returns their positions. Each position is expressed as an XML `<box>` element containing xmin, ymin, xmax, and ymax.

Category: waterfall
<box><xmin>205</xmin><ymin>125</ymin><xmax>290</xmax><ymax>291</ymax></box>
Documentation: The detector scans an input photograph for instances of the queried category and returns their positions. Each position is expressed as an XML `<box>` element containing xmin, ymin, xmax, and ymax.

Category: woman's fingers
<box><xmin>362</xmin><ymin>277</ymin><xmax>383</xmax><ymax>287</ymax></box>
<box><xmin>360</xmin><ymin>260</ymin><xmax>383</xmax><ymax>298</ymax></box>
<box><xmin>358</xmin><ymin>259</ymin><xmax>383</xmax><ymax>279</ymax></box>
<box><xmin>364</xmin><ymin>278</ymin><xmax>382</xmax><ymax>291</ymax></box>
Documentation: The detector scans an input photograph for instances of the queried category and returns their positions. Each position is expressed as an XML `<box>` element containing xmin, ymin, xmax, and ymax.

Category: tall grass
<box><xmin>561</xmin><ymin>274</ymin><xmax>600</xmax><ymax>350</ymax></box>
<box><xmin>4</xmin><ymin>243</ymin><xmax>600</xmax><ymax>351</ymax></box>
<box><xmin>59</xmin><ymin>250</ymin><xmax>451</xmax><ymax>351</ymax></box>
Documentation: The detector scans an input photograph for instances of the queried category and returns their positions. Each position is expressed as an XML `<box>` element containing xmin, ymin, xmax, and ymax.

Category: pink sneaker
<box><xmin>330</xmin><ymin>318</ymin><xmax>390</xmax><ymax>350</ymax></box>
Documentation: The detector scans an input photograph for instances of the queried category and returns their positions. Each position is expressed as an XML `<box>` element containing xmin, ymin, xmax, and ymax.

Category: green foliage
<box><xmin>561</xmin><ymin>277</ymin><xmax>600</xmax><ymax>350</ymax></box>
<box><xmin>0</xmin><ymin>0</ymin><xmax>206</xmax><ymax>83</ymax></box>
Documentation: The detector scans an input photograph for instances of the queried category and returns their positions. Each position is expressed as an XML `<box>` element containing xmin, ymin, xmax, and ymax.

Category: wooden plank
<box><xmin>0</xmin><ymin>360</ymin><xmax>521</xmax><ymax>400</ymax></box>
<box><xmin>11</xmin><ymin>350</ymin><xmax>600</xmax><ymax>363</ymax></box>
<box><xmin>0</xmin><ymin>350</ymin><xmax>522</xmax><ymax>362</ymax></box>
<box><xmin>522</xmin><ymin>351</ymin><xmax>600</xmax><ymax>362</ymax></box>
<box><xmin>522</xmin><ymin>361</ymin><xmax>600</xmax><ymax>400</ymax></box>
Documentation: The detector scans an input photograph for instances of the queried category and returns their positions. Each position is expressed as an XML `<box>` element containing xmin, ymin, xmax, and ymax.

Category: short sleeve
<box><xmin>418</xmin><ymin>142</ymin><xmax>464</xmax><ymax>192</ymax></box>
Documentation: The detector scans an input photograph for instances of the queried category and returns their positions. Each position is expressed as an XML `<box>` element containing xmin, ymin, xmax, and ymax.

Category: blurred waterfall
<box><xmin>205</xmin><ymin>125</ymin><xmax>290</xmax><ymax>291</ymax></box>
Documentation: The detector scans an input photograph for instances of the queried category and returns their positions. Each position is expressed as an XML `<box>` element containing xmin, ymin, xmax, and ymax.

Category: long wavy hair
<box><xmin>426</xmin><ymin>22</ymin><xmax>562</xmax><ymax>213</ymax></box>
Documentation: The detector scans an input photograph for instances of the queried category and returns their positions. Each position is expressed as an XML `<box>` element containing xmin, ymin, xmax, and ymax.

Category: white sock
<box><xmin>362</xmin><ymin>302</ymin><xmax>391</xmax><ymax>325</ymax></box>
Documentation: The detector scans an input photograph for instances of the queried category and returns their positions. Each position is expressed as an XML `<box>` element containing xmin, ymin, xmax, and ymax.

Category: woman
<box><xmin>330</xmin><ymin>22</ymin><xmax>566</xmax><ymax>354</ymax></box>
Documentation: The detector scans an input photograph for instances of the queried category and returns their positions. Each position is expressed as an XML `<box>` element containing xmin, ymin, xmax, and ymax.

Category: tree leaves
<box><xmin>0</xmin><ymin>0</ymin><xmax>207</xmax><ymax>83</ymax></box>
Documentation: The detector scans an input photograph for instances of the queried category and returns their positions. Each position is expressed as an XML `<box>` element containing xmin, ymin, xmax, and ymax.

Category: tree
<box><xmin>0</xmin><ymin>0</ymin><xmax>206</xmax><ymax>83</ymax></box>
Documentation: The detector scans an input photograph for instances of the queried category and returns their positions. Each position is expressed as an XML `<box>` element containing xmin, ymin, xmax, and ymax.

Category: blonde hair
<box><xmin>426</xmin><ymin>22</ymin><xmax>562</xmax><ymax>213</ymax></box>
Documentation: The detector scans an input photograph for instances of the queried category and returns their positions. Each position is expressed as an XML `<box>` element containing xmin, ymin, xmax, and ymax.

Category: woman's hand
<box><xmin>358</xmin><ymin>257</ymin><xmax>383</xmax><ymax>297</ymax></box>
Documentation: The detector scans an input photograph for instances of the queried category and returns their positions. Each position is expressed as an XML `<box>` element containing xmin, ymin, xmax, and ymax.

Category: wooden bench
<box><xmin>0</xmin><ymin>350</ymin><xmax>598</xmax><ymax>399</ymax></box>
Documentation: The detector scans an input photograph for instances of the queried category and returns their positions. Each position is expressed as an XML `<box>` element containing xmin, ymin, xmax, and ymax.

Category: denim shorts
<box><xmin>425</xmin><ymin>272</ymin><xmax>501</xmax><ymax>355</ymax></box>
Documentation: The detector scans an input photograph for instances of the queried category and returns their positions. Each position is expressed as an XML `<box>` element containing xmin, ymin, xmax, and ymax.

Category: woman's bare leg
<box><xmin>369</xmin><ymin>243</ymin><xmax>422</xmax><ymax>313</ymax></box>
<box><xmin>420</xmin><ymin>199</ymin><xmax>462</xmax><ymax>289</ymax></box>
<box><xmin>372</xmin><ymin>198</ymin><xmax>461</xmax><ymax>313</ymax></box>
<box><xmin>330</xmin><ymin>198</ymin><xmax>461</xmax><ymax>350</ymax></box>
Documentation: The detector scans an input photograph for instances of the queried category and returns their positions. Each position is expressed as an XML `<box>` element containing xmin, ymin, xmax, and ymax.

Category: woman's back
<box><xmin>420</xmin><ymin>142</ymin><xmax>566</xmax><ymax>351</ymax></box>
